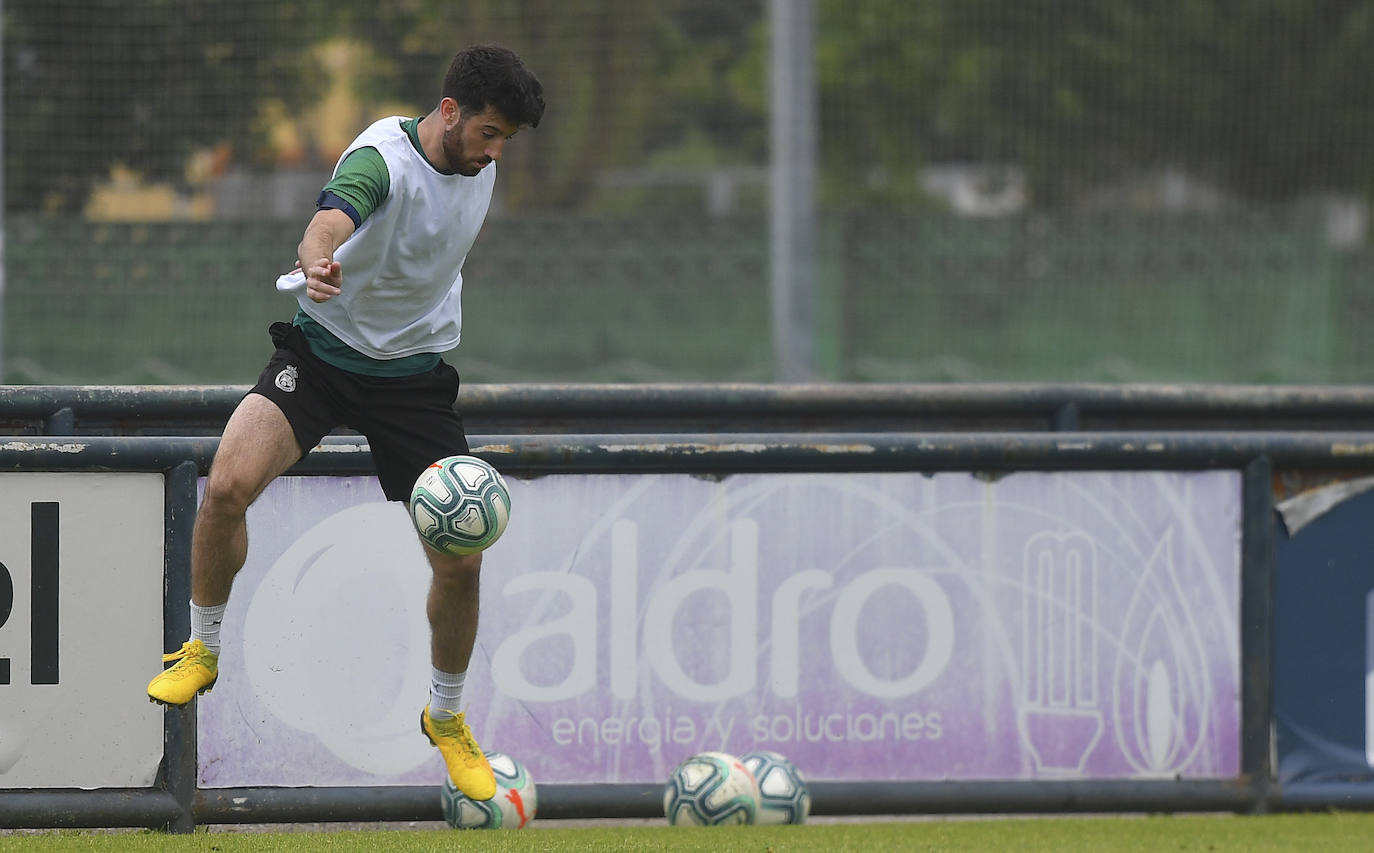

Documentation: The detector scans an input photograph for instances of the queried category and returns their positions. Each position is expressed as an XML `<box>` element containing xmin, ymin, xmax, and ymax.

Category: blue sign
<box><xmin>1274</xmin><ymin>483</ymin><xmax>1374</xmax><ymax>797</ymax></box>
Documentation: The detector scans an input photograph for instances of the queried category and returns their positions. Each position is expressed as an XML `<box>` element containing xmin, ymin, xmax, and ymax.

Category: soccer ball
<box><xmin>663</xmin><ymin>751</ymin><xmax>760</xmax><ymax>826</ymax></box>
<box><xmin>440</xmin><ymin>751</ymin><xmax>538</xmax><ymax>829</ymax></box>
<box><xmin>409</xmin><ymin>455</ymin><xmax>511</xmax><ymax>555</ymax></box>
<box><xmin>739</xmin><ymin>750</ymin><xmax>811</xmax><ymax>825</ymax></box>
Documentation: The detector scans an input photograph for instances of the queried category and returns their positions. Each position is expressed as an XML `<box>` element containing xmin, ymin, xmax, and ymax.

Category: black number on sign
<box><xmin>0</xmin><ymin>561</ymin><xmax>11</xmax><ymax>684</ymax></box>
<box><xmin>30</xmin><ymin>502</ymin><xmax>60</xmax><ymax>685</ymax></box>
<box><xmin>0</xmin><ymin>502</ymin><xmax>59</xmax><ymax>686</ymax></box>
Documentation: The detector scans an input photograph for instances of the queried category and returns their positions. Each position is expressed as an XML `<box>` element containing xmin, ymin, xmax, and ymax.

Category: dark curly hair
<box><xmin>443</xmin><ymin>45</ymin><xmax>545</xmax><ymax>129</ymax></box>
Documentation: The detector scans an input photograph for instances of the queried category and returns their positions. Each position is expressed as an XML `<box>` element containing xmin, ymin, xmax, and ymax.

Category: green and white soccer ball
<box><xmin>440</xmin><ymin>751</ymin><xmax>538</xmax><ymax>829</ymax></box>
<box><xmin>739</xmin><ymin>750</ymin><xmax>811</xmax><ymax>825</ymax></box>
<box><xmin>409</xmin><ymin>455</ymin><xmax>511</xmax><ymax>555</ymax></box>
<box><xmin>663</xmin><ymin>751</ymin><xmax>760</xmax><ymax>826</ymax></box>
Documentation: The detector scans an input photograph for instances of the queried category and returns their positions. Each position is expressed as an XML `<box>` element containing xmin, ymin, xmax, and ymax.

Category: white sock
<box><xmin>190</xmin><ymin>601</ymin><xmax>227</xmax><ymax>657</ymax></box>
<box><xmin>429</xmin><ymin>667</ymin><xmax>466</xmax><ymax>718</ymax></box>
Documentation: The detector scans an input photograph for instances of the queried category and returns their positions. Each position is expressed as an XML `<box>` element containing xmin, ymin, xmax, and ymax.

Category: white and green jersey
<box><xmin>285</xmin><ymin>115</ymin><xmax>496</xmax><ymax>368</ymax></box>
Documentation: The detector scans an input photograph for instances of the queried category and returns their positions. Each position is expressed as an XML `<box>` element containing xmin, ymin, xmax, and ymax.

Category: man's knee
<box><xmin>429</xmin><ymin>550</ymin><xmax>483</xmax><ymax>583</ymax></box>
<box><xmin>199</xmin><ymin>469</ymin><xmax>258</xmax><ymax>518</ymax></box>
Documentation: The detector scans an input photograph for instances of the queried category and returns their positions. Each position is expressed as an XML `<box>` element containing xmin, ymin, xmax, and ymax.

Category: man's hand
<box><xmin>302</xmin><ymin>257</ymin><xmax>343</xmax><ymax>303</ymax></box>
<box><xmin>296</xmin><ymin>208</ymin><xmax>355</xmax><ymax>303</ymax></box>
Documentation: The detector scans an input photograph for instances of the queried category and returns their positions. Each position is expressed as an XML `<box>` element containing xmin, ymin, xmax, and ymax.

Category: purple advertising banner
<box><xmin>198</xmin><ymin>470</ymin><xmax>1241</xmax><ymax>787</ymax></box>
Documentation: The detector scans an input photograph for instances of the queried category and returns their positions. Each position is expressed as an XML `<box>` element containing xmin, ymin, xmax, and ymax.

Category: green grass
<box><xmin>4</xmin><ymin>814</ymin><xmax>1374</xmax><ymax>853</ymax></box>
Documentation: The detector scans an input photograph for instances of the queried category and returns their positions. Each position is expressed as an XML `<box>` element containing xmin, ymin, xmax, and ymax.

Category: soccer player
<box><xmin>146</xmin><ymin>45</ymin><xmax>545</xmax><ymax>802</ymax></box>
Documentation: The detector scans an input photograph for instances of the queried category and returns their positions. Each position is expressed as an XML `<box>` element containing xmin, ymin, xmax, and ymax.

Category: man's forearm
<box><xmin>297</xmin><ymin>209</ymin><xmax>356</xmax><ymax>266</ymax></box>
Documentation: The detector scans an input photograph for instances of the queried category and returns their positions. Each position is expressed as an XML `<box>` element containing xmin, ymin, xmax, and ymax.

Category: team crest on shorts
<box><xmin>275</xmin><ymin>364</ymin><xmax>299</xmax><ymax>393</ymax></box>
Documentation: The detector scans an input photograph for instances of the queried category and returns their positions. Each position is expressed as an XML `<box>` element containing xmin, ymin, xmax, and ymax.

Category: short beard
<box><xmin>443</xmin><ymin>115</ymin><xmax>483</xmax><ymax>176</ymax></box>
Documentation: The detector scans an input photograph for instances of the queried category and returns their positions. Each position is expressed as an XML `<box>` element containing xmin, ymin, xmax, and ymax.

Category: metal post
<box><xmin>161</xmin><ymin>460</ymin><xmax>200</xmax><ymax>832</ymax></box>
<box><xmin>1240</xmin><ymin>455</ymin><xmax>1276</xmax><ymax>812</ymax></box>
<box><xmin>0</xmin><ymin>0</ymin><xmax>8</xmax><ymax>383</ymax></box>
<box><xmin>769</xmin><ymin>0</ymin><xmax>817</xmax><ymax>381</ymax></box>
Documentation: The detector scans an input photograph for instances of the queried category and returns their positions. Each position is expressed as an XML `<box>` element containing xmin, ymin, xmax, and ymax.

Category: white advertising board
<box><xmin>0</xmin><ymin>473</ymin><xmax>166</xmax><ymax>788</ymax></box>
<box><xmin>199</xmin><ymin>470</ymin><xmax>1240</xmax><ymax>788</ymax></box>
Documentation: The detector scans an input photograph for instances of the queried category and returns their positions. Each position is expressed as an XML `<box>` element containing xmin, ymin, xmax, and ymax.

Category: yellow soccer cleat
<box><xmin>147</xmin><ymin>639</ymin><xmax>218</xmax><ymax>706</ymax></box>
<box><xmin>421</xmin><ymin>706</ymin><xmax>496</xmax><ymax>801</ymax></box>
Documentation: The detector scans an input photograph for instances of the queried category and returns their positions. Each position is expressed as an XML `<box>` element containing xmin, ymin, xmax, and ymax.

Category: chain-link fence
<box><xmin>5</xmin><ymin>1</ymin><xmax>1372</xmax><ymax>384</ymax></box>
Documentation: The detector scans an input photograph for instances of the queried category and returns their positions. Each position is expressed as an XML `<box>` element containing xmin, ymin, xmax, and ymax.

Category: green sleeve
<box><xmin>322</xmin><ymin>146</ymin><xmax>390</xmax><ymax>223</ymax></box>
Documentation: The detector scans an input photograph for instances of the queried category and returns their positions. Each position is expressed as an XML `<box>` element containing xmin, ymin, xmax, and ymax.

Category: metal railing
<box><xmin>5</xmin><ymin>383</ymin><xmax>1374</xmax><ymax>436</ymax></box>
<box><xmin>4</xmin><ymin>384</ymin><xmax>1374</xmax><ymax>830</ymax></box>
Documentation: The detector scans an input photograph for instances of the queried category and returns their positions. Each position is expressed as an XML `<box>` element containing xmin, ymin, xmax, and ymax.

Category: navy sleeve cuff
<box><xmin>316</xmin><ymin>190</ymin><xmax>362</xmax><ymax>229</ymax></box>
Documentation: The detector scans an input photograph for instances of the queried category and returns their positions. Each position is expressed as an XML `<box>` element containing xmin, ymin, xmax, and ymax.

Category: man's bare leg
<box><xmin>148</xmin><ymin>393</ymin><xmax>303</xmax><ymax>706</ymax></box>
<box><xmin>426</xmin><ymin>550</ymin><xmax>482</xmax><ymax>674</ymax></box>
<box><xmin>419</xmin><ymin>547</ymin><xmax>495</xmax><ymax>799</ymax></box>
<box><xmin>191</xmin><ymin>393</ymin><xmax>305</xmax><ymax>605</ymax></box>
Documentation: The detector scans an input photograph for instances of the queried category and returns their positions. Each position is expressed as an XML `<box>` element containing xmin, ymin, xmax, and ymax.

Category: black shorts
<box><xmin>248</xmin><ymin>321</ymin><xmax>470</xmax><ymax>501</ymax></box>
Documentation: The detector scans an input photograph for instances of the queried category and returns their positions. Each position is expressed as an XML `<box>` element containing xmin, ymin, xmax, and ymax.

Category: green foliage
<box><xmin>3</xmin><ymin>0</ymin><xmax>322</xmax><ymax>212</ymax></box>
<box><xmin>8</xmin><ymin>0</ymin><xmax>1374</xmax><ymax>212</ymax></box>
<box><xmin>822</xmin><ymin>0</ymin><xmax>1374</xmax><ymax>204</ymax></box>
<box><xmin>5</xmin><ymin>0</ymin><xmax>770</xmax><ymax>213</ymax></box>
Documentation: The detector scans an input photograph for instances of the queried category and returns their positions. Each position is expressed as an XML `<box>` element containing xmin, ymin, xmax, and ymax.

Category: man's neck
<box><xmin>415</xmin><ymin>110</ymin><xmax>450</xmax><ymax>171</ymax></box>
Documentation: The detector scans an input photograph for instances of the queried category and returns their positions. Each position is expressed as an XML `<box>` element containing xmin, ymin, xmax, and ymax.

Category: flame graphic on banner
<box><xmin>1146</xmin><ymin>659</ymin><xmax>1174</xmax><ymax>771</ymax></box>
<box><xmin>1111</xmin><ymin>530</ymin><xmax>1211</xmax><ymax>776</ymax></box>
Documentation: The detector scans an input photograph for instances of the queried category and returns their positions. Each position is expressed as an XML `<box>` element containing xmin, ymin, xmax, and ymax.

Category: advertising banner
<box><xmin>1273</xmin><ymin>484</ymin><xmax>1374</xmax><ymax>794</ymax></box>
<box><xmin>0</xmin><ymin>473</ymin><xmax>165</xmax><ymax>788</ymax></box>
<box><xmin>199</xmin><ymin>470</ymin><xmax>1241</xmax><ymax>787</ymax></box>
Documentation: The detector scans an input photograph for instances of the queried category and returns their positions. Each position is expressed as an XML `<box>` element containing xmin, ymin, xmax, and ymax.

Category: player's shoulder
<box><xmin>350</xmin><ymin>116</ymin><xmax>412</xmax><ymax>149</ymax></box>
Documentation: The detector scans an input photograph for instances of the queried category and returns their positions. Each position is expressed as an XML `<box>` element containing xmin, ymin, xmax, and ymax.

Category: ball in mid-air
<box><xmin>409</xmin><ymin>455</ymin><xmax>511</xmax><ymax>555</ymax></box>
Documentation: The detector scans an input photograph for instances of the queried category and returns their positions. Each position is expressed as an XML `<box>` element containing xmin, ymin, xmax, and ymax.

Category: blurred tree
<box><xmin>818</xmin><ymin>0</ymin><xmax>1374</xmax><ymax>206</ymax></box>
<box><xmin>4</xmin><ymin>0</ymin><xmax>771</xmax><ymax>215</ymax></box>
<box><xmin>4</xmin><ymin>0</ymin><xmax>323</xmax><ymax>213</ymax></box>
<box><xmin>9</xmin><ymin>0</ymin><xmax>1373</xmax><ymax>214</ymax></box>
<box><xmin>331</xmin><ymin>0</ymin><xmax>769</xmax><ymax>210</ymax></box>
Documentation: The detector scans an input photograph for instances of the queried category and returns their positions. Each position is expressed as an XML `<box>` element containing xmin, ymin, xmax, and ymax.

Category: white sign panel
<box><xmin>199</xmin><ymin>470</ymin><xmax>1241</xmax><ymax>788</ymax></box>
<box><xmin>0</xmin><ymin>473</ymin><xmax>166</xmax><ymax>788</ymax></box>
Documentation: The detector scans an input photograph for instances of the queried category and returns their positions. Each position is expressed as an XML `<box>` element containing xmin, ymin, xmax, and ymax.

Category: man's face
<box><xmin>442</xmin><ymin>105</ymin><xmax>520</xmax><ymax>177</ymax></box>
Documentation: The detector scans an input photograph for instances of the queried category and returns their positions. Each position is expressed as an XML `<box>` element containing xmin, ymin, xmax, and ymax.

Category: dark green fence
<box><xmin>6</xmin><ymin>209</ymin><xmax>1370</xmax><ymax>386</ymax></box>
